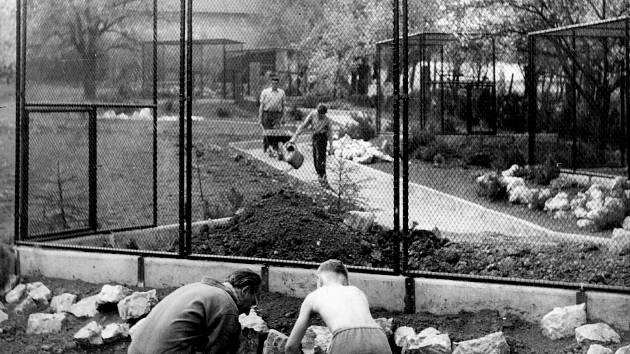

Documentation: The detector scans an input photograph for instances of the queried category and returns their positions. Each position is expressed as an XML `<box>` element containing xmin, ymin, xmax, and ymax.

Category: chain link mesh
<box><xmin>10</xmin><ymin>0</ymin><xmax>630</xmax><ymax>289</ymax></box>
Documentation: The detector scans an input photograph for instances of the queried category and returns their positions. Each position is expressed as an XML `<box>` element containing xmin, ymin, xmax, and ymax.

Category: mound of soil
<box><xmin>192</xmin><ymin>189</ymin><xmax>393</xmax><ymax>268</ymax></box>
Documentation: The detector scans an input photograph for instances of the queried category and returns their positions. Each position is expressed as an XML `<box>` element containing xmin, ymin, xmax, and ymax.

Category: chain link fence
<box><xmin>10</xmin><ymin>0</ymin><xmax>630</xmax><ymax>290</ymax></box>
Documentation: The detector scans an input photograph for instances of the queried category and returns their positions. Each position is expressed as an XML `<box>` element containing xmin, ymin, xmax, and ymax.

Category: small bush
<box><xmin>216</xmin><ymin>107</ymin><xmax>231</xmax><ymax>118</ymax></box>
<box><xmin>417</xmin><ymin>141</ymin><xmax>453</xmax><ymax>162</ymax></box>
<box><xmin>493</xmin><ymin>147</ymin><xmax>526</xmax><ymax>170</ymax></box>
<box><xmin>341</xmin><ymin>114</ymin><xmax>376</xmax><ymax>141</ymax></box>
<box><xmin>528</xmin><ymin>156</ymin><xmax>560</xmax><ymax>186</ymax></box>
<box><xmin>409</xmin><ymin>125</ymin><xmax>436</xmax><ymax>154</ymax></box>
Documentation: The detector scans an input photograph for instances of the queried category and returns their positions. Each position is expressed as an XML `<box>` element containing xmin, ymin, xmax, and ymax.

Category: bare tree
<box><xmin>30</xmin><ymin>0</ymin><xmax>146</xmax><ymax>99</ymax></box>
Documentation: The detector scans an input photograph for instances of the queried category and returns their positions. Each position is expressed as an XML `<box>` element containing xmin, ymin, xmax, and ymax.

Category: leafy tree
<box><xmin>28</xmin><ymin>0</ymin><xmax>146</xmax><ymax>99</ymax></box>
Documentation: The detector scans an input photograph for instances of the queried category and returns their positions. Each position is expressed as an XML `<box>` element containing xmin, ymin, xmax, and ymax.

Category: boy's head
<box><xmin>316</xmin><ymin>259</ymin><xmax>349</xmax><ymax>287</ymax></box>
<box><xmin>316</xmin><ymin>103</ymin><xmax>328</xmax><ymax>115</ymax></box>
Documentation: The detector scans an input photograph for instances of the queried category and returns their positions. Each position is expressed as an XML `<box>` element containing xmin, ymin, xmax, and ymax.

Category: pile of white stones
<box><xmin>1</xmin><ymin>281</ymin><xmax>158</xmax><ymax>348</ymax></box>
<box><xmin>476</xmin><ymin>165</ymin><xmax>630</xmax><ymax>239</ymax></box>
<box><xmin>540</xmin><ymin>303</ymin><xmax>629</xmax><ymax>354</ymax></box>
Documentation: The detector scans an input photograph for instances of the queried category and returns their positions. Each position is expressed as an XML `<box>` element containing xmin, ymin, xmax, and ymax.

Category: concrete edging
<box><xmin>15</xmin><ymin>246</ymin><xmax>630</xmax><ymax>330</ymax></box>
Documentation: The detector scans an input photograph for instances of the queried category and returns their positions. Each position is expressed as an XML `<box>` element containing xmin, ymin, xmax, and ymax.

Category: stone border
<box><xmin>16</xmin><ymin>246</ymin><xmax>630</xmax><ymax>330</ymax></box>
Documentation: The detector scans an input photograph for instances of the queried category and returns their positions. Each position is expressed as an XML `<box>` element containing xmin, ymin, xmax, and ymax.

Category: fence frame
<box><xmin>528</xmin><ymin>17</ymin><xmax>630</xmax><ymax>177</ymax></box>
<box><xmin>12</xmin><ymin>0</ymin><xmax>630</xmax><ymax>297</ymax></box>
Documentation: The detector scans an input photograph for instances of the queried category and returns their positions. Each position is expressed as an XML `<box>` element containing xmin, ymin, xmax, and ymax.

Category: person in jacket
<box><xmin>127</xmin><ymin>269</ymin><xmax>262</xmax><ymax>354</ymax></box>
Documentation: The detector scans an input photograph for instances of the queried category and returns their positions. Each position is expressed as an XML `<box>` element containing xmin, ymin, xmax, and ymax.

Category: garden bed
<box><xmin>2</xmin><ymin>276</ymin><xmax>629</xmax><ymax>354</ymax></box>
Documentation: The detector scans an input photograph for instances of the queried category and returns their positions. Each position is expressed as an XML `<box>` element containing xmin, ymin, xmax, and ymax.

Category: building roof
<box><xmin>528</xmin><ymin>16</ymin><xmax>630</xmax><ymax>38</ymax></box>
<box><xmin>376</xmin><ymin>32</ymin><xmax>492</xmax><ymax>47</ymax></box>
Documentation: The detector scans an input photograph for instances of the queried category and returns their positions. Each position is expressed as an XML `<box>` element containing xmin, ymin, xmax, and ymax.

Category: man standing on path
<box><xmin>285</xmin><ymin>259</ymin><xmax>392</xmax><ymax>354</ymax></box>
<box><xmin>289</xmin><ymin>103</ymin><xmax>333</xmax><ymax>188</ymax></box>
<box><xmin>127</xmin><ymin>269</ymin><xmax>262</xmax><ymax>354</ymax></box>
<box><xmin>259</xmin><ymin>74</ymin><xmax>286</xmax><ymax>157</ymax></box>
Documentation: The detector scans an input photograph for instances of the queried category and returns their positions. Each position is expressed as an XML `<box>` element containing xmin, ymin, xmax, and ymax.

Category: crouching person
<box><xmin>128</xmin><ymin>269</ymin><xmax>261</xmax><ymax>354</ymax></box>
<box><xmin>285</xmin><ymin>260</ymin><xmax>392</xmax><ymax>354</ymax></box>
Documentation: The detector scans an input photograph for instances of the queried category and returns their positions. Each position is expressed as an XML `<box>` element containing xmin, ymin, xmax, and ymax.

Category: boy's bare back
<box><xmin>307</xmin><ymin>284</ymin><xmax>379</xmax><ymax>332</ymax></box>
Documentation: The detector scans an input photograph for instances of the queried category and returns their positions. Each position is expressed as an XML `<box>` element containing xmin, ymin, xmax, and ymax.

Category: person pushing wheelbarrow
<box><xmin>258</xmin><ymin>74</ymin><xmax>288</xmax><ymax>158</ymax></box>
<box><xmin>289</xmin><ymin>103</ymin><xmax>333</xmax><ymax>188</ymax></box>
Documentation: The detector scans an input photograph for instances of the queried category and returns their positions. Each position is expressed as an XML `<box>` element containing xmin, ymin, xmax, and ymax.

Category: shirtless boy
<box><xmin>285</xmin><ymin>259</ymin><xmax>392</xmax><ymax>354</ymax></box>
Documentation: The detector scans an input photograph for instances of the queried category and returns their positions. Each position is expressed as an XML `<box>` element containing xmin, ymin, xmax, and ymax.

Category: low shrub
<box><xmin>417</xmin><ymin>141</ymin><xmax>453</xmax><ymax>162</ymax></box>
<box><xmin>528</xmin><ymin>156</ymin><xmax>560</xmax><ymax>186</ymax></box>
<box><xmin>340</xmin><ymin>113</ymin><xmax>376</xmax><ymax>141</ymax></box>
<box><xmin>409</xmin><ymin>125</ymin><xmax>436</xmax><ymax>154</ymax></box>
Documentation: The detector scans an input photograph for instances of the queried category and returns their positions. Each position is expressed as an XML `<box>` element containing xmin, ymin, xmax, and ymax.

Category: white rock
<box><xmin>343</xmin><ymin>211</ymin><xmax>376</xmax><ymax>232</ymax></box>
<box><xmin>610</xmin><ymin>177</ymin><xmax>628</xmax><ymax>198</ymax></box>
<box><xmin>5</xmin><ymin>283</ymin><xmax>26</xmax><ymax>304</ymax></box>
<box><xmin>50</xmin><ymin>293</ymin><xmax>77</xmax><ymax>313</ymax></box>
<box><xmin>545</xmin><ymin>192</ymin><xmax>570</xmax><ymax>212</ymax></box>
<box><xmin>508</xmin><ymin>185</ymin><xmax>535</xmax><ymax>205</ymax></box>
<box><xmin>587</xmin><ymin>185</ymin><xmax>606</xmax><ymax>201</ymax></box>
<box><xmin>575</xmin><ymin>206</ymin><xmax>589</xmax><ymax>219</ymax></box>
<box><xmin>262</xmin><ymin>329</ymin><xmax>288</xmax><ymax>354</ymax></box>
<box><xmin>405</xmin><ymin>333</ymin><xmax>451</xmax><ymax>354</ymax></box>
<box><xmin>609</xmin><ymin>228</ymin><xmax>630</xmax><ymax>254</ymax></box>
<box><xmin>117</xmin><ymin>289</ymin><xmax>158</xmax><ymax>321</ymax></box>
<box><xmin>101</xmin><ymin>323</ymin><xmax>129</xmax><ymax>343</ymax></box>
<box><xmin>501</xmin><ymin>164</ymin><xmax>520</xmax><ymax>177</ymax></box>
<box><xmin>14</xmin><ymin>296</ymin><xmax>37</xmax><ymax>314</ymax></box>
<box><xmin>375</xmin><ymin>317</ymin><xmax>393</xmax><ymax>336</ymax></box>
<box><xmin>96</xmin><ymin>285</ymin><xmax>131</xmax><ymax>307</ymax></box>
<box><xmin>500</xmin><ymin>176</ymin><xmax>525</xmax><ymax>191</ymax></box>
<box><xmin>28</xmin><ymin>283</ymin><xmax>52</xmax><ymax>306</ymax></box>
<box><xmin>301</xmin><ymin>326</ymin><xmax>332</xmax><ymax>354</ymax></box>
<box><xmin>70</xmin><ymin>295</ymin><xmax>99</xmax><ymax>318</ymax></box>
<box><xmin>578</xmin><ymin>219</ymin><xmax>597</xmax><ymax>230</ymax></box>
<box><xmin>588</xmin><ymin>344</ymin><xmax>613</xmax><ymax>354</ymax></box>
<box><xmin>239</xmin><ymin>309</ymin><xmax>268</xmax><ymax>332</ymax></box>
<box><xmin>74</xmin><ymin>321</ymin><xmax>103</xmax><ymax>346</ymax></box>
<box><xmin>571</xmin><ymin>192</ymin><xmax>589</xmax><ymax>210</ymax></box>
<box><xmin>623</xmin><ymin>217</ymin><xmax>630</xmax><ymax>231</ymax></box>
<box><xmin>26</xmin><ymin>313</ymin><xmax>66</xmax><ymax>334</ymax></box>
<box><xmin>407</xmin><ymin>327</ymin><xmax>442</xmax><ymax>348</ymax></box>
<box><xmin>25</xmin><ymin>282</ymin><xmax>43</xmax><ymax>291</ymax></box>
<box><xmin>2</xmin><ymin>274</ymin><xmax>18</xmax><ymax>297</ymax></box>
<box><xmin>615</xmin><ymin>344</ymin><xmax>630</xmax><ymax>354</ymax></box>
<box><xmin>395</xmin><ymin>326</ymin><xmax>416</xmax><ymax>347</ymax></box>
<box><xmin>0</xmin><ymin>309</ymin><xmax>8</xmax><ymax>325</ymax></box>
<box><xmin>540</xmin><ymin>303</ymin><xmax>586</xmax><ymax>340</ymax></box>
<box><xmin>575</xmin><ymin>323</ymin><xmax>621</xmax><ymax>345</ymax></box>
<box><xmin>452</xmin><ymin>331</ymin><xmax>510</xmax><ymax>354</ymax></box>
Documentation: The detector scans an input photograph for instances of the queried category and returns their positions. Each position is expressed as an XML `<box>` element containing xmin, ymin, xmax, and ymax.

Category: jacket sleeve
<box><xmin>205</xmin><ymin>313</ymin><xmax>241</xmax><ymax>354</ymax></box>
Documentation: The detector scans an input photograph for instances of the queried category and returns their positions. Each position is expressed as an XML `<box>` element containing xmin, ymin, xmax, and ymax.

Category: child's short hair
<box><xmin>317</xmin><ymin>103</ymin><xmax>328</xmax><ymax>115</ymax></box>
<box><xmin>317</xmin><ymin>259</ymin><xmax>348</xmax><ymax>284</ymax></box>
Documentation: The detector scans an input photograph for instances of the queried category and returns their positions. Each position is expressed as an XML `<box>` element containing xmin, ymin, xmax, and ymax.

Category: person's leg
<box><xmin>262</xmin><ymin>111</ymin><xmax>272</xmax><ymax>152</ymax></box>
<box><xmin>312</xmin><ymin>133</ymin><xmax>328</xmax><ymax>186</ymax></box>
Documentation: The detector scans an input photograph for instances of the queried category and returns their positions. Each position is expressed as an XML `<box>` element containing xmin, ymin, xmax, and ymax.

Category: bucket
<box><xmin>282</xmin><ymin>142</ymin><xmax>304</xmax><ymax>169</ymax></box>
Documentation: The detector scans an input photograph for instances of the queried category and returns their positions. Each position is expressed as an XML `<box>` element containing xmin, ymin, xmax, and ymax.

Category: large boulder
<box><xmin>609</xmin><ymin>228</ymin><xmax>630</xmax><ymax>255</ymax></box>
<box><xmin>587</xmin><ymin>344</ymin><xmax>613</xmax><ymax>354</ymax></box>
<box><xmin>74</xmin><ymin>321</ymin><xmax>104</xmax><ymax>346</ymax></box>
<box><xmin>540</xmin><ymin>303</ymin><xmax>587</xmax><ymax>340</ymax></box>
<box><xmin>27</xmin><ymin>282</ymin><xmax>52</xmax><ymax>306</ymax></box>
<box><xmin>623</xmin><ymin>216</ymin><xmax>630</xmax><ymax>231</ymax></box>
<box><xmin>452</xmin><ymin>332</ymin><xmax>509</xmax><ymax>354</ymax></box>
<box><xmin>501</xmin><ymin>164</ymin><xmax>520</xmax><ymax>178</ymax></box>
<box><xmin>508</xmin><ymin>186</ymin><xmax>535</xmax><ymax>205</ymax></box>
<box><xmin>403</xmin><ymin>328</ymin><xmax>451</xmax><ymax>354</ymax></box>
<box><xmin>587</xmin><ymin>198</ymin><xmax>626</xmax><ymax>230</ymax></box>
<box><xmin>575</xmin><ymin>323</ymin><xmax>621</xmax><ymax>345</ymax></box>
<box><xmin>395</xmin><ymin>326</ymin><xmax>416</xmax><ymax>347</ymax></box>
<box><xmin>118</xmin><ymin>289</ymin><xmax>158</xmax><ymax>321</ymax></box>
<box><xmin>262</xmin><ymin>329</ymin><xmax>288</xmax><ymax>354</ymax></box>
<box><xmin>544</xmin><ymin>192</ymin><xmax>571</xmax><ymax>212</ymax></box>
<box><xmin>70</xmin><ymin>295</ymin><xmax>99</xmax><ymax>318</ymax></box>
<box><xmin>238</xmin><ymin>309</ymin><xmax>269</xmax><ymax>354</ymax></box>
<box><xmin>50</xmin><ymin>293</ymin><xmax>77</xmax><ymax>313</ymax></box>
<box><xmin>577</xmin><ymin>219</ymin><xmax>597</xmax><ymax>231</ymax></box>
<box><xmin>301</xmin><ymin>326</ymin><xmax>332</xmax><ymax>354</ymax></box>
<box><xmin>5</xmin><ymin>283</ymin><xmax>26</xmax><ymax>304</ymax></box>
<box><xmin>96</xmin><ymin>285</ymin><xmax>132</xmax><ymax>307</ymax></box>
<box><xmin>26</xmin><ymin>313</ymin><xmax>66</xmax><ymax>335</ymax></box>
<box><xmin>101</xmin><ymin>323</ymin><xmax>129</xmax><ymax>343</ymax></box>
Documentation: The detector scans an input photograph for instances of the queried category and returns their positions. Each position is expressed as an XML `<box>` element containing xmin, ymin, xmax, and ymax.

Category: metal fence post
<box><xmin>626</xmin><ymin>20</ymin><xmax>630</xmax><ymax>178</ymax></box>
<box><xmin>401</xmin><ymin>0</ymin><xmax>409</xmax><ymax>273</ymax></box>
<box><xmin>14</xmin><ymin>0</ymin><xmax>22</xmax><ymax>242</ymax></box>
<box><xmin>178</xmin><ymin>0</ymin><xmax>186</xmax><ymax>257</ymax></box>
<box><xmin>88</xmin><ymin>108</ymin><xmax>98</xmax><ymax>230</ymax></box>
<box><xmin>152</xmin><ymin>0</ymin><xmax>158</xmax><ymax>227</ymax></box>
<box><xmin>571</xmin><ymin>31</ymin><xmax>578</xmax><ymax>171</ymax></box>
<box><xmin>392</xmin><ymin>0</ymin><xmax>401</xmax><ymax>275</ymax></box>
<box><xmin>186</xmin><ymin>0</ymin><xmax>193</xmax><ymax>255</ymax></box>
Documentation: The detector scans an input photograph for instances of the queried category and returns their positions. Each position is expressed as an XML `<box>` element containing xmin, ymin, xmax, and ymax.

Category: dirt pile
<box><xmin>192</xmin><ymin>189</ymin><xmax>393</xmax><ymax>268</ymax></box>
